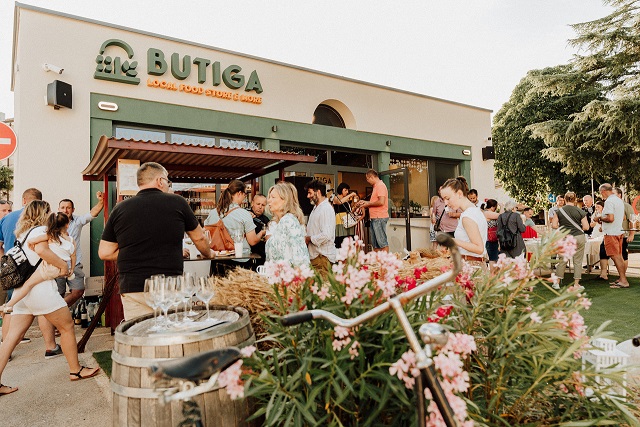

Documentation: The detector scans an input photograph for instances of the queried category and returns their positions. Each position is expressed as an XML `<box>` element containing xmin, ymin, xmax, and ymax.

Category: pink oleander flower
<box><xmin>441</xmin><ymin>333</ymin><xmax>476</xmax><ymax>357</ymax></box>
<box><xmin>264</xmin><ymin>260</ymin><xmax>314</xmax><ymax>286</ymax></box>
<box><xmin>218</xmin><ymin>360</ymin><xmax>245</xmax><ymax>399</ymax></box>
<box><xmin>556</xmin><ymin>235</ymin><xmax>577</xmax><ymax>262</ymax></box>
<box><xmin>348</xmin><ymin>341</ymin><xmax>360</xmax><ymax>360</ymax></box>
<box><xmin>577</xmin><ymin>297</ymin><xmax>592</xmax><ymax>310</ymax></box>
<box><xmin>530</xmin><ymin>312</ymin><xmax>542</xmax><ymax>324</ymax></box>
<box><xmin>568</xmin><ymin>312</ymin><xmax>586</xmax><ymax>340</ymax></box>
<box><xmin>334</xmin><ymin>325</ymin><xmax>350</xmax><ymax>339</ymax></box>
<box><xmin>572</xmin><ymin>370</ymin><xmax>586</xmax><ymax>396</ymax></box>
<box><xmin>240</xmin><ymin>345</ymin><xmax>256</xmax><ymax>358</ymax></box>
<box><xmin>553</xmin><ymin>310</ymin><xmax>569</xmax><ymax>329</ymax></box>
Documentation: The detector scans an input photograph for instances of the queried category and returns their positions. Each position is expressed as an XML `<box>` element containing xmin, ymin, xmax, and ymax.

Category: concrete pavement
<box><xmin>1</xmin><ymin>323</ymin><xmax>113</xmax><ymax>426</ymax></box>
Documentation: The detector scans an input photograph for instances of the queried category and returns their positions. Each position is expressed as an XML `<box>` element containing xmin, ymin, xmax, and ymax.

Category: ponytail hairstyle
<box><xmin>441</xmin><ymin>176</ymin><xmax>470</xmax><ymax>197</ymax></box>
<box><xmin>217</xmin><ymin>179</ymin><xmax>245</xmax><ymax>216</ymax></box>
<box><xmin>46</xmin><ymin>212</ymin><xmax>71</xmax><ymax>243</ymax></box>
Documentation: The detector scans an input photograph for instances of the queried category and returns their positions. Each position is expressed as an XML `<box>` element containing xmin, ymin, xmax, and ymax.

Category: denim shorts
<box><xmin>370</xmin><ymin>218</ymin><xmax>389</xmax><ymax>249</ymax></box>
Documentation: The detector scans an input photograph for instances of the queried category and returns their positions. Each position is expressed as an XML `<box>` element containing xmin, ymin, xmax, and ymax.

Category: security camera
<box><xmin>43</xmin><ymin>63</ymin><xmax>64</xmax><ymax>74</ymax></box>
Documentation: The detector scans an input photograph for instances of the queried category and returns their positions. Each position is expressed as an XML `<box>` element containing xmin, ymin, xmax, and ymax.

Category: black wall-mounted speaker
<box><xmin>47</xmin><ymin>80</ymin><xmax>72</xmax><ymax>109</ymax></box>
<box><xmin>482</xmin><ymin>146</ymin><xmax>495</xmax><ymax>160</ymax></box>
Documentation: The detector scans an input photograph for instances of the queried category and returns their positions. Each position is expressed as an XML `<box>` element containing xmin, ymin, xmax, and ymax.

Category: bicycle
<box><xmin>280</xmin><ymin>232</ymin><xmax>463</xmax><ymax>427</ymax></box>
<box><xmin>150</xmin><ymin>233</ymin><xmax>462</xmax><ymax>427</ymax></box>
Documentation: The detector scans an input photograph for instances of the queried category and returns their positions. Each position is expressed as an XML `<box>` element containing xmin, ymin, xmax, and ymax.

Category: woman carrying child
<box><xmin>0</xmin><ymin>201</ymin><xmax>99</xmax><ymax>397</ymax></box>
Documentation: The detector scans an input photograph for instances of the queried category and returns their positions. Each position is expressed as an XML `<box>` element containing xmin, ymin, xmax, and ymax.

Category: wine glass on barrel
<box><xmin>195</xmin><ymin>276</ymin><xmax>215</xmax><ymax>320</ymax></box>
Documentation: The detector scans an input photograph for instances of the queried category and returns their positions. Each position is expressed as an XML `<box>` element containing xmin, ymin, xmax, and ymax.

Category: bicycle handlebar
<box><xmin>280</xmin><ymin>232</ymin><xmax>462</xmax><ymax>329</ymax></box>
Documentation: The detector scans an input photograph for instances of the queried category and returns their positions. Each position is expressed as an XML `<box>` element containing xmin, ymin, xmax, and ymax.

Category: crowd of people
<box><xmin>1</xmin><ymin>159</ymin><xmax>635</xmax><ymax>397</ymax></box>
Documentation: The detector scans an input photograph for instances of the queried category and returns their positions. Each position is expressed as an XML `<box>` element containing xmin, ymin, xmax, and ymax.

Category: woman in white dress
<box><xmin>439</xmin><ymin>176</ymin><xmax>488</xmax><ymax>265</ymax></box>
<box><xmin>0</xmin><ymin>201</ymin><xmax>99</xmax><ymax>397</ymax></box>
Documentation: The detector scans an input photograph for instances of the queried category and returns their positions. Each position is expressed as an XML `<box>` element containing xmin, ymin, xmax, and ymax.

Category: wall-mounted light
<box><xmin>386</xmin><ymin>140</ymin><xmax>391</xmax><ymax>147</ymax></box>
<box><xmin>98</xmin><ymin>101</ymin><xmax>119</xmax><ymax>112</ymax></box>
<box><xmin>271</xmin><ymin>125</ymin><xmax>278</xmax><ymax>132</ymax></box>
<box><xmin>462</xmin><ymin>149</ymin><xmax>471</xmax><ymax>156</ymax></box>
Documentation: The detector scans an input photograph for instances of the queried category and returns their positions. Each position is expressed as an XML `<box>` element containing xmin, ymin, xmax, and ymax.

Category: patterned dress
<box><xmin>265</xmin><ymin>213</ymin><xmax>310</xmax><ymax>267</ymax></box>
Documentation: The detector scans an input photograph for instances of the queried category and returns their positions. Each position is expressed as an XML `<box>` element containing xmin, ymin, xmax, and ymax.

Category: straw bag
<box><xmin>0</xmin><ymin>228</ymin><xmax>42</xmax><ymax>290</ymax></box>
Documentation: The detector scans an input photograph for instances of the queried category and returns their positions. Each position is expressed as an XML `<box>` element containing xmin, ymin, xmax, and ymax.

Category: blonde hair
<box><xmin>15</xmin><ymin>200</ymin><xmax>51</xmax><ymax>237</ymax></box>
<box><xmin>268</xmin><ymin>182</ymin><xmax>305</xmax><ymax>224</ymax></box>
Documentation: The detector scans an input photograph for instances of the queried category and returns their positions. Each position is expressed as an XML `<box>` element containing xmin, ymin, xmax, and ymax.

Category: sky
<box><xmin>0</xmin><ymin>0</ymin><xmax>613</xmax><ymax>121</ymax></box>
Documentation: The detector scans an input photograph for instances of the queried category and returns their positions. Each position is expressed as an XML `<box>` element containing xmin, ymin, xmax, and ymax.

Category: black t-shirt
<box><xmin>101</xmin><ymin>188</ymin><xmax>199</xmax><ymax>293</ymax></box>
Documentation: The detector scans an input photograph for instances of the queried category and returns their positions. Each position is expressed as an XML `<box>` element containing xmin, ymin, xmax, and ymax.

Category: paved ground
<box><xmin>1</xmin><ymin>324</ymin><xmax>113</xmax><ymax>426</ymax></box>
<box><xmin>2</xmin><ymin>253</ymin><xmax>640</xmax><ymax>425</ymax></box>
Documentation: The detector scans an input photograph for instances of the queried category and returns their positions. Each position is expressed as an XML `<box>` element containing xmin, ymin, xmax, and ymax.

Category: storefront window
<box><xmin>312</xmin><ymin>104</ymin><xmax>345</xmax><ymax>128</ymax></box>
<box><xmin>219</xmin><ymin>138</ymin><xmax>259</xmax><ymax>149</ymax></box>
<box><xmin>280</xmin><ymin>144</ymin><xmax>328</xmax><ymax>164</ymax></box>
<box><xmin>390</xmin><ymin>157</ymin><xmax>430</xmax><ymax>218</ymax></box>
<box><xmin>115</xmin><ymin>127</ymin><xmax>166</xmax><ymax>142</ymax></box>
<box><xmin>330</xmin><ymin>150</ymin><xmax>372</xmax><ymax>168</ymax></box>
<box><xmin>171</xmin><ymin>133</ymin><xmax>216</xmax><ymax>146</ymax></box>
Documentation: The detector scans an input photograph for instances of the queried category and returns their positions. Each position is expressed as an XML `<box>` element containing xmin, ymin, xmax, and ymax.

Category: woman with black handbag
<box><xmin>0</xmin><ymin>201</ymin><xmax>99</xmax><ymax>397</ymax></box>
<box><xmin>332</xmin><ymin>183</ymin><xmax>358</xmax><ymax>248</ymax></box>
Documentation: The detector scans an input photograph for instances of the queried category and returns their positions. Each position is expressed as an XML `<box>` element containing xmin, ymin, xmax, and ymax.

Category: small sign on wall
<box><xmin>117</xmin><ymin>159</ymin><xmax>140</xmax><ymax>197</ymax></box>
<box><xmin>314</xmin><ymin>173</ymin><xmax>334</xmax><ymax>192</ymax></box>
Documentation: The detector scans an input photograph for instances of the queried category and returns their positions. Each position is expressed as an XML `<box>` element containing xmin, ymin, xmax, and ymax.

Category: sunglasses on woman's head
<box><xmin>0</xmin><ymin>200</ymin><xmax>12</xmax><ymax>205</ymax></box>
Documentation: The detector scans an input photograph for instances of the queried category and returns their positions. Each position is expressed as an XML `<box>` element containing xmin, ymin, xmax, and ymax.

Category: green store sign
<box><xmin>94</xmin><ymin>39</ymin><xmax>263</xmax><ymax>94</ymax></box>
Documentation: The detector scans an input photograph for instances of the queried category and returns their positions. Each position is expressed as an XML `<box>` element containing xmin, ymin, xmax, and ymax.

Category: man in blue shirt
<box><xmin>56</xmin><ymin>192</ymin><xmax>104</xmax><ymax>306</ymax></box>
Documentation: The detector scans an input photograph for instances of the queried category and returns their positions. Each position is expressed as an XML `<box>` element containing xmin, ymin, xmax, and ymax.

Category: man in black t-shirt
<box><xmin>99</xmin><ymin>162</ymin><xmax>212</xmax><ymax>320</ymax></box>
<box><xmin>582</xmin><ymin>194</ymin><xmax>595</xmax><ymax>235</ymax></box>
<box><xmin>247</xmin><ymin>194</ymin><xmax>270</xmax><ymax>264</ymax></box>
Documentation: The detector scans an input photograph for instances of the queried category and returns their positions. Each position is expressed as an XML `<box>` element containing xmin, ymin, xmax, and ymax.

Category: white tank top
<box><xmin>455</xmin><ymin>206</ymin><xmax>488</xmax><ymax>256</ymax></box>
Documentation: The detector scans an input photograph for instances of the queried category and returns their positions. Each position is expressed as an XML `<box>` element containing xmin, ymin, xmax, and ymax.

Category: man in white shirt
<box><xmin>304</xmin><ymin>179</ymin><xmax>336</xmax><ymax>276</ymax></box>
<box><xmin>548</xmin><ymin>195</ymin><xmax>565</xmax><ymax>220</ymax></box>
<box><xmin>596</xmin><ymin>183</ymin><xmax>628</xmax><ymax>288</ymax></box>
<box><xmin>56</xmin><ymin>192</ymin><xmax>104</xmax><ymax>306</ymax></box>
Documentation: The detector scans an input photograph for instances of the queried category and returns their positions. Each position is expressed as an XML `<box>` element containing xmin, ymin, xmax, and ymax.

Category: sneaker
<box><xmin>19</xmin><ymin>337</ymin><xmax>31</xmax><ymax>345</ymax></box>
<box><xmin>44</xmin><ymin>344</ymin><xmax>63</xmax><ymax>359</ymax></box>
<box><xmin>552</xmin><ymin>283</ymin><xmax>560</xmax><ymax>290</ymax></box>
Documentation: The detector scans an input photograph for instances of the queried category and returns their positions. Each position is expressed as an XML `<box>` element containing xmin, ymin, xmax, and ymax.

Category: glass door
<box><xmin>379</xmin><ymin>167</ymin><xmax>411</xmax><ymax>250</ymax></box>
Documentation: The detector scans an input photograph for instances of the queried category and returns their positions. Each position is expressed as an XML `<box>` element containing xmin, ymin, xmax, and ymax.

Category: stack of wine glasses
<box><xmin>143</xmin><ymin>273</ymin><xmax>217</xmax><ymax>332</ymax></box>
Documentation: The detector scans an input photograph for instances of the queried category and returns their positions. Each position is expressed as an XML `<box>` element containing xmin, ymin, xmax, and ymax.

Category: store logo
<box><xmin>94</xmin><ymin>39</ymin><xmax>140</xmax><ymax>85</ymax></box>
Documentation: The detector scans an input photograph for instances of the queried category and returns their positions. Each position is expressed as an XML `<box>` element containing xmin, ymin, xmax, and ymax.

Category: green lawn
<box><xmin>535</xmin><ymin>273</ymin><xmax>640</xmax><ymax>342</ymax></box>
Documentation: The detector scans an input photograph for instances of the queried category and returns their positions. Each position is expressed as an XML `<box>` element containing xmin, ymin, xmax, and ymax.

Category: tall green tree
<box><xmin>492</xmin><ymin>66</ymin><xmax>599</xmax><ymax>209</ymax></box>
<box><xmin>527</xmin><ymin>0</ymin><xmax>640</xmax><ymax>190</ymax></box>
<box><xmin>0</xmin><ymin>165</ymin><xmax>13</xmax><ymax>200</ymax></box>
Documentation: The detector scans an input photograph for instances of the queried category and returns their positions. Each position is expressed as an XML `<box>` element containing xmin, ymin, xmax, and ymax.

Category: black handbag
<box><xmin>0</xmin><ymin>227</ymin><xmax>42</xmax><ymax>290</ymax></box>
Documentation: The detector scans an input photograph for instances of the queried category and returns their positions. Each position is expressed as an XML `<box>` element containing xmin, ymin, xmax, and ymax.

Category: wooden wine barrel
<box><xmin>111</xmin><ymin>305</ymin><xmax>256</xmax><ymax>427</ymax></box>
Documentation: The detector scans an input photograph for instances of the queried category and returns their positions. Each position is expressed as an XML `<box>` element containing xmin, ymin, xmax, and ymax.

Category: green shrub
<box><xmin>232</xmin><ymin>234</ymin><xmax>638</xmax><ymax>426</ymax></box>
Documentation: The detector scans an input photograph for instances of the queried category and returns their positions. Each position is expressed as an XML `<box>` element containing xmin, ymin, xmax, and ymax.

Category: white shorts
<box><xmin>11</xmin><ymin>280</ymin><xmax>67</xmax><ymax>316</ymax></box>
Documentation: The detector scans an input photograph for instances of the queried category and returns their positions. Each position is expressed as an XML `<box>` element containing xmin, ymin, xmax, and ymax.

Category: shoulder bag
<box><xmin>0</xmin><ymin>227</ymin><xmax>43</xmax><ymax>290</ymax></box>
<box><xmin>334</xmin><ymin>194</ymin><xmax>360</xmax><ymax>229</ymax></box>
<box><xmin>558</xmin><ymin>207</ymin><xmax>583</xmax><ymax>233</ymax></box>
<box><xmin>204</xmin><ymin>207</ymin><xmax>240</xmax><ymax>251</ymax></box>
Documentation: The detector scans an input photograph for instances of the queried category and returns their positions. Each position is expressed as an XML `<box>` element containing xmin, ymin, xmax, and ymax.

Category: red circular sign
<box><xmin>0</xmin><ymin>122</ymin><xmax>17</xmax><ymax>161</ymax></box>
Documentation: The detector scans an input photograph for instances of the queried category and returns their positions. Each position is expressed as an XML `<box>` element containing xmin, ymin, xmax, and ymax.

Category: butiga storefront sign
<box><xmin>94</xmin><ymin>39</ymin><xmax>263</xmax><ymax>104</ymax></box>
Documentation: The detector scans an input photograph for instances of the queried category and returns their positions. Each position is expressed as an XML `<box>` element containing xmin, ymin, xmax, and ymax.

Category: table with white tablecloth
<box><xmin>524</xmin><ymin>236</ymin><xmax>603</xmax><ymax>273</ymax></box>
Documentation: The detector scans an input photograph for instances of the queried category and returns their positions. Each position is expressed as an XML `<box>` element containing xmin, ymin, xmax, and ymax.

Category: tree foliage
<box><xmin>0</xmin><ymin>166</ymin><xmax>13</xmax><ymax>200</ymax></box>
<box><xmin>527</xmin><ymin>0</ymin><xmax>640</xmax><ymax>191</ymax></box>
<box><xmin>492</xmin><ymin>66</ymin><xmax>598</xmax><ymax>210</ymax></box>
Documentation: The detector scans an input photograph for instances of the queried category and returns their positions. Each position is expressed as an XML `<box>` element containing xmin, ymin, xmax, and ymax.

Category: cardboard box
<box><xmin>84</xmin><ymin>276</ymin><xmax>104</xmax><ymax>297</ymax></box>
